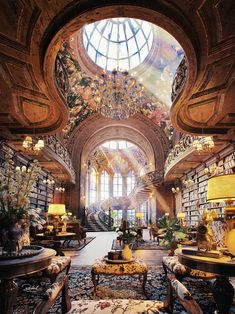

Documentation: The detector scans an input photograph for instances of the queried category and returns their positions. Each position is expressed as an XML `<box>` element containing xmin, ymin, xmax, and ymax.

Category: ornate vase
<box><xmin>122</xmin><ymin>244</ymin><xmax>132</xmax><ymax>260</ymax></box>
<box><xmin>0</xmin><ymin>219</ymin><xmax>24</xmax><ymax>255</ymax></box>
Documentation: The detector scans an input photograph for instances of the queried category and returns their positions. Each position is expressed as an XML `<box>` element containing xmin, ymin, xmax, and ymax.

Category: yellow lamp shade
<box><xmin>136</xmin><ymin>212</ymin><xmax>144</xmax><ymax>218</ymax></box>
<box><xmin>207</xmin><ymin>174</ymin><xmax>235</xmax><ymax>203</ymax></box>
<box><xmin>48</xmin><ymin>204</ymin><xmax>66</xmax><ymax>216</ymax></box>
<box><xmin>227</xmin><ymin>229</ymin><xmax>235</xmax><ymax>256</ymax></box>
<box><xmin>177</xmin><ymin>212</ymin><xmax>186</xmax><ymax>219</ymax></box>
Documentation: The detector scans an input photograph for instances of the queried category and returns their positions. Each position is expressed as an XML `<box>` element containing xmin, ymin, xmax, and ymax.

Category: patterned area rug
<box><xmin>112</xmin><ymin>239</ymin><xmax>167</xmax><ymax>250</ymax></box>
<box><xmin>14</xmin><ymin>265</ymin><xmax>235</xmax><ymax>314</ymax></box>
<box><xmin>61</xmin><ymin>237</ymin><xmax>95</xmax><ymax>251</ymax></box>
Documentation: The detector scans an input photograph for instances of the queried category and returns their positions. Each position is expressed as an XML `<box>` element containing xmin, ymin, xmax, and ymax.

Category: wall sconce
<box><xmin>43</xmin><ymin>178</ymin><xmax>55</xmax><ymax>187</ymax></box>
<box><xmin>182</xmin><ymin>178</ymin><xmax>194</xmax><ymax>186</ymax></box>
<box><xmin>56</xmin><ymin>186</ymin><xmax>65</xmax><ymax>193</ymax></box>
<box><xmin>22</xmin><ymin>136</ymin><xmax>44</xmax><ymax>153</ymax></box>
<box><xmin>171</xmin><ymin>187</ymin><xmax>180</xmax><ymax>194</ymax></box>
<box><xmin>204</xmin><ymin>164</ymin><xmax>223</xmax><ymax>176</ymax></box>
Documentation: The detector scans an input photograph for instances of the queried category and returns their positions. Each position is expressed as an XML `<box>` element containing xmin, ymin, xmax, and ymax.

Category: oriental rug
<box><xmin>14</xmin><ymin>266</ymin><xmax>234</xmax><ymax>314</ymax></box>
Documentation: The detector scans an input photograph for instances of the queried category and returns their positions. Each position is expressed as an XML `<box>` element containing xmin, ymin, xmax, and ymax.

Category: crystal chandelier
<box><xmin>94</xmin><ymin>69</ymin><xmax>144</xmax><ymax>120</ymax></box>
<box><xmin>22</xmin><ymin>136</ymin><xmax>44</xmax><ymax>153</ymax></box>
<box><xmin>192</xmin><ymin>136</ymin><xmax>214</xmax><ymax>152</ymax></box>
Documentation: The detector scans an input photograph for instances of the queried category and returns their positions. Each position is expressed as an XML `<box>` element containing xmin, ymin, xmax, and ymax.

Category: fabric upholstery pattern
<box><xmin>162</xmin><ymin>256</ymin><xmax>215</xmax><ymax>278</ymax></box>
<box><xmin>68</xmin><ymin>299</ymin><xmax>167</xmax><ymax>314</ymax></box>
<box><xmin>44</xmin><ymin>256</ymin><xmax>71</xmax><ymax>275</ymax></box>
<box><xmin>92</xmin><ymin>258</ymin><xmax>148</xmax><ymax>275</ymax></box>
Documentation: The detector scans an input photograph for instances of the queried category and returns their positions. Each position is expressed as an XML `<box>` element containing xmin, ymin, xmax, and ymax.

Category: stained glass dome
<box><xmin>83</xmin><ymin>18</ymin><xmax>153</xmax><ymax>71</ymax></box>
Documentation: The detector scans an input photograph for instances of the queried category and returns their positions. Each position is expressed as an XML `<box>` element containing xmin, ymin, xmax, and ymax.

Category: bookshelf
<box><xmin>182</xmin><ymin>150</ymin><xmax>235</xmax><ymax>226</ymax></box>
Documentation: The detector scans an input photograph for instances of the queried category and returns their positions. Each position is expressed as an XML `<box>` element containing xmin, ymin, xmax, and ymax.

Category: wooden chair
<box><xmin>162</xmin><ymin>255</ymin><xmax>215</xmax><ymax>282</ymax></box>
<box><xmin>33</xmin><ymin>275</ymin><xmax>71</xmax><ymax>314</ymax></box>
<box><xmin>66</xmin><ymin>222</ymin><xmax>86</xmax><ymax>245</ymax></box>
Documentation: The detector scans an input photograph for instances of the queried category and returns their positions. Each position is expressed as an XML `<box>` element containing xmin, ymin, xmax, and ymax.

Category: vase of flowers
<box><xmin>0</xmin><ymin>149</ymin><xmax>42</xmax><ymax>254</ymax></box>
<box><xmin>116</xmin><ymin>226</ymin><xmax>137</xmax><ymax>260</ymax></box>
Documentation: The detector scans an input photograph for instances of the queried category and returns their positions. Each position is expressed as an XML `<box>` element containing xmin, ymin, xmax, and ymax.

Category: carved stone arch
<box><xmin>67</xmin><ymin>113</ymin><xmax>169</xmax><ymax>211</ymax></box>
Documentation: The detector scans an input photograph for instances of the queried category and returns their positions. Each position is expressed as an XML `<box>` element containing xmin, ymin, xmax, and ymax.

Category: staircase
<box><xmin>85</xmin><ymin>211</ymin><xmax>113</xmax><ymax>232</ymax></box>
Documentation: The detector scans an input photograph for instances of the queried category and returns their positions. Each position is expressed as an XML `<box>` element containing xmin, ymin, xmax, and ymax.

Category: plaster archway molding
<box><xmin>67</xmin><ymin>113</ymin><xmax>169</xmax><ymax>211</ymax></box>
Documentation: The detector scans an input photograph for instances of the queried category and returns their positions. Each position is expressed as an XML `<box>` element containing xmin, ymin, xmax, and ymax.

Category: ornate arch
<box><xmin>67</xmin><ymin>113</ymin><xmax>169</xmax><ymax>211</ymax></box>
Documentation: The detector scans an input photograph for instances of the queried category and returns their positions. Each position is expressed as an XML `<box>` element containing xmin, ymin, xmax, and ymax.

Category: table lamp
<box><xmin>136</xmin><ymin>212</ymin><xmax>144</xmax><ymax>227</ymax></box>
<box><xmin>207</xmin><ymin>174</ymin><xmax>235</xmax><ymax>226</ymax></box>
<box><xmin>207</xmin><ymin>174</ymin><xmax>235</xmax><ymax>253</ymax></box>
<box><xmin>48</xmin><ymin>204</ymin><xmax>66</xmax><ymax>233</ymax></box>
<box><xmin>177</xmin><ymin>212</ymin><xmax>186</xmax><ymax>226</ymax></box>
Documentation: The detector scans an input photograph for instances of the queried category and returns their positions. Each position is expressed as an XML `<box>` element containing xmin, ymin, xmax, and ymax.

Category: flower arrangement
<box><xmin>116</xmin><ymin>228</ymin><xmax>137</xmax><ymax>244</ymax></box>
<box><xmin>0</xmin><ymin>149</ymin><xmax>43</xmax><ymax>222</ymax></box>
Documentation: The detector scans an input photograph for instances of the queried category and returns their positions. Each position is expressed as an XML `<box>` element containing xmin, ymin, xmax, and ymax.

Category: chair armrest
<box><xmin>167</xmin><ymin>274</ymin><xmax>203</xmax><ymax>314</ymax></box>
<box><xmin>33</xmin><ymin>275</ymin><xmax>71</xmax><ymax>314</ymax></box>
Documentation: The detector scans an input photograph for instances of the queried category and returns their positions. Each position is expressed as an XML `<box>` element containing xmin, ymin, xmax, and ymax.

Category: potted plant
<box><xmin>156</xmin><ymin>215</ymin><xmax>187</xmax><ymax>255</ymax></box>
<box><xmin>0</xmin><ymin>149</ymin><xmax>43</xmax><ymax>254</ymax></box>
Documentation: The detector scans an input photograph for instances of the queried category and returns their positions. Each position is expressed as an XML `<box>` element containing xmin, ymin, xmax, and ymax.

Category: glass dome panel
<box><xmin>83</xmin><ymin>18</ymin><xmax>153</xmax><ymax>71</ymax></box>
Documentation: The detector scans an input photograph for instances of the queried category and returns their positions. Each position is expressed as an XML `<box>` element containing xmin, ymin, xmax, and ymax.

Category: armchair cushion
<box><xmin>162</xmin><ymin>255</ymin><xmax>215</xmax><ymax>279</ymax></box>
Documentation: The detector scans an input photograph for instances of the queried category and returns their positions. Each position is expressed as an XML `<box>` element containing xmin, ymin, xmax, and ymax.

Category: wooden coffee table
<box><xmin>178</xmin><ymin>252</ymin><xmax>235</xmax><ymax>314</ymax></box>
<box><xmin>91</xmin><ymin>258</ymin><xmax>148</xmax><ymax>295</ymax></box>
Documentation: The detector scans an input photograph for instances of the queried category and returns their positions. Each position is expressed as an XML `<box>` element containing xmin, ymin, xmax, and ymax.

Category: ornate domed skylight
<box><xmin>83</xmin><ymin>18</ymin><xmax>153</xmax><ymax>71</ymax></box>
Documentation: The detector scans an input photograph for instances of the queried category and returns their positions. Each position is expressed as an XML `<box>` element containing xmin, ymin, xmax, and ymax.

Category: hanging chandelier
<box><xmin>22</xmin><ymin>136</ymin><xmax>44</xmax><ymax>153</ymax></box>
<box><xmin>94</xmin><ymin>69</ymin><xmax>144</xmax><ymax>120</ymax></box>
<box><xmin>192</xmin><ymin>136</ymin><xmax>214</xmax><ymax>152</ymax></box>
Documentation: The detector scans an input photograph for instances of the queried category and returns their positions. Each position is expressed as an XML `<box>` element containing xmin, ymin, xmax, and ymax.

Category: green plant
<box><xmin>156</xmin><ymin>215</ymin><xmax>186</xmax><ymax>250</ymax></box>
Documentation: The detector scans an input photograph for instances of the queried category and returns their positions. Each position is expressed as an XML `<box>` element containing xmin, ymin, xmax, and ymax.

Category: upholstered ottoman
<box><xmin>66</xmin><ymin>274</ymin><xmax>202</xmax><ymax>313</ymax></box>
<box><xmin>162</xmin><ymin>255</ymin><xmax>215</xmax><ymax>281</ymax></box>
<box><xmin>91</xmin><ymin>258</ymin><xmax>148</xmax><ymax>294</ymax></box>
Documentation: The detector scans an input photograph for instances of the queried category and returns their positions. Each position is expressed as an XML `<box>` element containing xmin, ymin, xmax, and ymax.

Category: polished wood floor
<box><xmin>64</xmin><ymin>230</ymin><xmax>167</xmax><ymax>267</ymax></box>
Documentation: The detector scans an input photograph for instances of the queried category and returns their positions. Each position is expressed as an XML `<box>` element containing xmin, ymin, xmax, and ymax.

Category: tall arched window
<box><xmin>113</xmin><ymin>172</ymin><xmax>122</xmax><ymax>197</ymax></box>
<box><xmin>101</xmin><ymin>171</ymin><xmax>109</xmax><ymax>200</ymax></box>
<box><xmin>89</xmin><ymin>167</ymin><xmax>97</xmax><ymax>205</ymax></box>
<box><xmin>127</xmin><ymin>171</ymin><xmax>136</xmax><ymax>195</ymax></box>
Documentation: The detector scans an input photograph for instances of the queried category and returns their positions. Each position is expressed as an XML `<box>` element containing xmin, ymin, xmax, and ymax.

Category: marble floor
<box><xmin>64</xmin><ymin>230</ymin><xmax>167</xmax><ymax>267</ymax></box>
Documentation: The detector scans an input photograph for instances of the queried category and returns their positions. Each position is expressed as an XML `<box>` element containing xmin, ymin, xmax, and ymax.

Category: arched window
<box><xmin>127</xmin><ymin>171</ymin><xmax>136</xmax><ymax>195</ymax></box>
<box><xmin>113</xmin><ymin>172</ymin><xmax>122</xmax><ymax>197</ymax></box>
<box><xmin>101</xmin><ymin>171</ymin><xmax>109</xmax><ymax>200</ymax></box>
<box><xmin>89</xmin><ymin>167</ymin><xmax>97</xmax><ymax>205</ymax></box>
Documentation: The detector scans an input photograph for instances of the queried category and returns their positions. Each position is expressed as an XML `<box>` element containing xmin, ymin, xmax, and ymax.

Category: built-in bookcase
<box><xmin>181</xmin><ymin>148</ymin><xmax>235</xmax><ymax>226</ymax></box>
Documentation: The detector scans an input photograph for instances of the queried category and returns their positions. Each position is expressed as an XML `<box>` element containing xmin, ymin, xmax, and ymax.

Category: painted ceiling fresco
<box><xmin>58</xmin><ymin>19</ymin><xmax>184</xmax><ymax>141</ymax></box>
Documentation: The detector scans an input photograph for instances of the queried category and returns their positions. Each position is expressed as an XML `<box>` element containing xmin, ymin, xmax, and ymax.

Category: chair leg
<box><xmin>162</xmin><ymin>261</ymin><xmax>168</xmax><ymax>277</ymax></box>
<box><xmin>62</xmin><ymin>276</ymin><xmax>71</xmax><ymax>314</ymax></box>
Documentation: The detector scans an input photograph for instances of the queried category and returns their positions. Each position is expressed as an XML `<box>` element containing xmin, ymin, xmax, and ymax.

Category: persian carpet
<box><xmin>61</xmin><ymin>237</ymin><xmax>95</xmax><ymax>251</ymax></box>
<box><xmin>14</xmin><ymin>265</ymin><xmax>235</xmax><ymax>314</ymax></box>
<box><xmin>112</xmin><ymin>239</ymin><xmax>167</xmax><ymax>250</ymax></box>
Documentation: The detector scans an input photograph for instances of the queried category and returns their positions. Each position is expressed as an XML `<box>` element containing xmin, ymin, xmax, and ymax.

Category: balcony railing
<box><xmin>164</xmin><ymin>135</ymin><xmax>198</xmax><ymax>174</ymax></box>
<box><xmin>134</xmin><ymin>170</ymin><xmax>164</xmax><ymax>189</ymax></box>
<box><xmin>40</xmin><ymin>135</ymin><xmax>76</xmax><ymax>182</ymax></box>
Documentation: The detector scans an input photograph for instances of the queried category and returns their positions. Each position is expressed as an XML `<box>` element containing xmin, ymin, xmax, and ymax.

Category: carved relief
<box><xmin>54</xmin><ymin>55</ymin><xmax>69</xmax><ymax>100</ymax></box>
<box><xmin>171</xmin><ymin>56</ymin><xmax>188</xmax><ymax>103</ymax></box>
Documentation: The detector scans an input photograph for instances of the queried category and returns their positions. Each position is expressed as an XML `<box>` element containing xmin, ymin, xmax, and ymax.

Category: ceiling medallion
<box><xmin>94</xmin><ymin>69</ymin><xmax>145</xmax><ymax>120</ymax></box>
